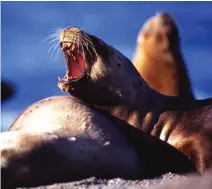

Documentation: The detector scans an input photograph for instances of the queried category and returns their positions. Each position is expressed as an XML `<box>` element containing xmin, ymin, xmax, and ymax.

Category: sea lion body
<box><xmin>132</xmin><ymin>12</ymin><xmax>212</xmax><ymax>108</ymax></box>
<box><xmin>2</xmin><ymin>96</ymin><xmax>195</xmax><ymax>188</ymax></box>
<box><xmin>2</xmin><ymin>96</ymin><xmax>140</xmax><ymax>187</ymax></box>
<box><xmin>152</xmin><ymin>104</ymin><xmax>212</xmax><ymax>173</ymax></box>
<box><xmin>57</xmin><ymin>26</ymin><xmax>212</xmax><ymax>173</ymax></box>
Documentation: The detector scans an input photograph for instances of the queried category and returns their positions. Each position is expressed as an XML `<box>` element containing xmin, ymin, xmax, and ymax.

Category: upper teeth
<box><xmin>67</xmin><ymin>50</ymin><xmax>71</xmax><ymax>56</ymax></box>
<box><xmin>67</xmin><ymin>50</ymin><xmax>76</xmax><ymax>60</ymax></box>
<box><xmin>71</xmin><ymin>54</ymin><xmax>76</xmax><ymax>60</ymax></box>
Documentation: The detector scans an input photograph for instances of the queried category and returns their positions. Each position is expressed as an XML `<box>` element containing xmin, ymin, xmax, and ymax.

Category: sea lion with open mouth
<box><xmin>132</xmin><ymin>12</ymin><xmax>212</xmax><ymax>108</ymax></box>
<box><xmin>3</xmin><ymin>26</ymin><xmax>197</xmax><ymax>188</ymax></box>
<box><xmin>2</xmin><ymin>96</ymin><xmax>196</xmax><ymax>188</ymax></box>
<box><xmin>57</xmin><ymin>26</ymin><xmax>212</xmax><ymax>174</ymax></box>
<box><xmin>57</xmin><ymin>26</ymin><xmax>187</xmax><ymax>110</ymax></box>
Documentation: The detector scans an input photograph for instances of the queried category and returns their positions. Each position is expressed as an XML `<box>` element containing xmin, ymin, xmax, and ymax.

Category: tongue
<box><xmin>70</xmin><ymin>54</ymin><xmax>84</xmax><ymax>78</ymax></box>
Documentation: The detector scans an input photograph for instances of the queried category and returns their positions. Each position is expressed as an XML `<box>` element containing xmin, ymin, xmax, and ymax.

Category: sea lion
<box><xmin>133</xmin><ymin>12</ymin><xmax>194</xmax><ymax>100</ymax></box>
<box><xmin>57</xmin><ymin>26</ymin><xmax>187</xmax><ymax>110</ymax></box>
<box><xmin>57</xmin><ymin>26</ymin><xmax>212</xmax><ymax>173</ymax></box>
<box><xmin>2</xmin><ymin>96</ymin><xmax>195</xmax><ymax>188</ymax></box>
<box><xmin>132</xmin><ymin>12</ymin><xmax>212</xmax><ymax>108</ymax></box>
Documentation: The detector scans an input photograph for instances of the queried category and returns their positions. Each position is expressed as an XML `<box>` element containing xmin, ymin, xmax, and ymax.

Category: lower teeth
<box><xmin>58</xmin><ymin>76</ymin><xmax>71</xmax><ymax>81</ymax></box>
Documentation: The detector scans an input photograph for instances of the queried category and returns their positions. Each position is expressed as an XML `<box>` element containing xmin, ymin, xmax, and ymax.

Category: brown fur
<box><xmin>133</xmin><ymin>13</ymin><xmax>194</xmax><ymax>103</ymax></box>
<box><xmin>151</xmin><ymin>105</ymin><xmax>212</xmax><ymax>173</ymax></box>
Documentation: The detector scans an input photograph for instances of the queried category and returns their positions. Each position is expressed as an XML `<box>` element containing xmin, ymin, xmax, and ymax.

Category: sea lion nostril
<box><xmin>61</xmin><ymin>43</ymin><xmax>71</xmax><ymax>51</ymax></box>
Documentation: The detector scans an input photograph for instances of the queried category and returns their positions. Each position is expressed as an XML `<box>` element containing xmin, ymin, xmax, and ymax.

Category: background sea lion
<box><xmin>133</xmin><ymin>12</ymin><xmax>194</xmax><ymax>101</ymax></box>
<box><xmin>132</xmin><ymin>12</ymin><xmax>212</xmax><ymax>108</ymax></box>
<box><xmin>2</xmin><ymin>96</ymin><xmax>195</xmax><ymax>188</ymax></box>
<box><xmin>57</xmin><ymin>26</ymin><xmax>212</xmax><ymax>173</ymax></box>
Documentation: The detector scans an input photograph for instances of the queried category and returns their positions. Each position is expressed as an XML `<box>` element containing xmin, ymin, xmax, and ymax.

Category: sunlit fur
<box><xmin>133</xmin><ymin>12</ymin><xmax>194</xmax><ymax>101</ymax></box>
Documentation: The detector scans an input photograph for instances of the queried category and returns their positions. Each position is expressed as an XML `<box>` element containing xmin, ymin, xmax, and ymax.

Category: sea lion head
<box><xmin>138</xmin><ymin>12</ymin><xmax>180</xmax><ymax>55</ymax></box>
<box><xmin>57</xmin><ymin>26</ymin><xmax>147</xmax><ymax>106</ymax></box>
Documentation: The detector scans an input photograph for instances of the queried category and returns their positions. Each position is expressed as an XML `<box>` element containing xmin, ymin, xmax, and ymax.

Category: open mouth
<box><xmin>58</xmin><ymin>42</ymin><xmax>86</xmax><ymax>83</ymax></box>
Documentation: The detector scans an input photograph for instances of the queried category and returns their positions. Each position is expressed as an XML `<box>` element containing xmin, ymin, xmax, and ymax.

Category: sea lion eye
<box><xmin>156</xmin><ymin>33</ymin><xmax>163</xmax><ymax>42</ymax></box>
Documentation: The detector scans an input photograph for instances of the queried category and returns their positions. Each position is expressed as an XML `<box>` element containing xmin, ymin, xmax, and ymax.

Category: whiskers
<box><xmin>67</xmin><ymin>33</ymin><xmax>98</xmax><ymax>60</ymax></box>
<box><xmin>81</xmin><ymin>34</ymin><xmax>98</xmax><ymax>58</ymax></box>
<box><xmin>43</xmin><ymin>27</ymin><xmax>98</xmax><ymax>61</ymax></box>
<box><xmin>43</xmin><ymin>28</ymin><xmax>62</xmax><ymax>61</ymax></box>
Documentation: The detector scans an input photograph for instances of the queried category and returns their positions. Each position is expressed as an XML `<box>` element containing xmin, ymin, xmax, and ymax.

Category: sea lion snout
<box><xmin>60</xmin><ymin>26</ymin><xmax>82</xmax><ymax>41</ymax></box>
<box><xmin>156</xmin><ymin>12</ymin><xmax>174</xmax><ymax>25</ymax></box>
<box><xmin>140</xmin><ymin>12</ymin><xmax>179</xmax><ymax>46</ymax></box>
<box><xmin>60</xmin><ymin>26</ymin><xmax>85</xmax><ymax>51</ymax></box>
<box><xmin>58</xmin><ymin>27</ymin><xmax>93</xmax><ymax>87</ymax></box>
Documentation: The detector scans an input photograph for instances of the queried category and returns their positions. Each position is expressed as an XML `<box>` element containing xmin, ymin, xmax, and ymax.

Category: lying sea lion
<box><xmin>57</xmin><ymin>26</ymin><xmax>212</xmax><ymax>173</ymax></box>
<box><xmin>132</xmin><ymin>12</ymin><xmax>212</xmax><ymax>108</ymax></box>
<box><xmin>2</xmin><ymin>96</ymin><xmax>195</xmax><ymax>188</ymax></box>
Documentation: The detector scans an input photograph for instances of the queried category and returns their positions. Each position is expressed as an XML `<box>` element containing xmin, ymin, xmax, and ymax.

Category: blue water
<box><xmin>1</xmin><ymin>2</ymin><xmax>212</xmax><ymax>131</ymax></box>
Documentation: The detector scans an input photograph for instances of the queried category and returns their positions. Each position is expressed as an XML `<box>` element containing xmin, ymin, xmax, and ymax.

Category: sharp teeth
<box><xmin>67</xmin><ymin>50</ymin><xmax>71</xmax><ymax>56</ymax></box>
<box><xmin>72</xmin><ymin>54</ymin><xmax>76</xmax><ymax>60</ymax></box>
<box><xmin>71</xmin><ymin>45</ymin><xmax>75</xmax><ymax>51</ymax></box>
